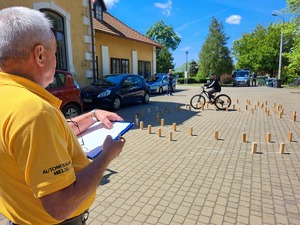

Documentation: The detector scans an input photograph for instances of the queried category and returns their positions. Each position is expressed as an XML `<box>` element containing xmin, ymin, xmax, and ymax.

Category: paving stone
<box><xmin>2</xmin><ymin>86</ymin><xmax>300</xmax><ymax>224</ymax></box>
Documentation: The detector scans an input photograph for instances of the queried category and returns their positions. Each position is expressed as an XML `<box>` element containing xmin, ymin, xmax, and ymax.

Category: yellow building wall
<box><xmin>95</xmin><ymin>32</ymin><xmax>154</xmax><ymax>76</ymax></box>
<box><xmin>1</xmin><ymin>1</ymin><xmax>158</xmax><ymax>86</ymax></box>
<box><xmin>0</xmin><ymin>0</ymin><xmax>91</xmax><ymax>86</ymax></box>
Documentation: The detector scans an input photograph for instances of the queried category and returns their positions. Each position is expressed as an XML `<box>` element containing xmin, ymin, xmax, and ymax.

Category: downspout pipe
<box><xmin>88</xmin><ymin>0</ymin><xmax>96</xmax><ymax>83</ymax></box>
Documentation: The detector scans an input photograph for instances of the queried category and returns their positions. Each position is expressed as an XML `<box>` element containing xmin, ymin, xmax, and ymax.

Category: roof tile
<box><xmin>93</xmin><ymin>12</ymin><xmax>162</xmax><ymax>48</ymax></box>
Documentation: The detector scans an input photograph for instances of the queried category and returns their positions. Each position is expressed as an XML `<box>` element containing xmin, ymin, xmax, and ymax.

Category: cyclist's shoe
<box><xmin>207</xmin><ymin>100</ymin><xmax>213</xmax><ymax>104</ymax></box>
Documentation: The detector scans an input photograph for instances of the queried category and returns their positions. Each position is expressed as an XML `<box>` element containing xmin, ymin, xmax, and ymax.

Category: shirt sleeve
<box><xmin>207</xmin><ymin>80</ymin><xmax>215</xmax><ymax>88</ymax></box>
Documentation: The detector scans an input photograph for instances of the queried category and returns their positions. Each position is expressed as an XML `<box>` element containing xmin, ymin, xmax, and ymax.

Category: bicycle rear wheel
<box><xmin>215</xmin><ymin>94</ymin><xmax>231</xmax><ymax>110</ymax></box>
<box><xmin>190</xmin><ymin>94</ymin><xmax>206</xmax><ymax>109</ymax></box>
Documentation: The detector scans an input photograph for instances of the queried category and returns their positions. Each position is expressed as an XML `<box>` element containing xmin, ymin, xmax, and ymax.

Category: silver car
<box><xmin>146</xmin><ymin>74</ymin><xmax>176</xmax><ymax>94</ymax></box>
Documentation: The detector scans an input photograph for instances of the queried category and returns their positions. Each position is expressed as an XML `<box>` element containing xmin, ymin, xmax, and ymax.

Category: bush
<box><xmin>220</xmin><ymin>74</ymin><xmax>233</xmax><ymax>84</ymax></box>
<box><xmin>177</xmin><ymin>78</ymin><xmax>184</xmax><ymax>84</ymax></box>
<box><xmin>177</xmin><ymin>77</ymin><xmax>200</xmax><ymax>84</ymax></box>
<box><xmin>176</xmin><ymin>72</ymin><xmax>184</xmax><ymax>79</ymax></box>
<box><xmin>285</xmin><ymin>74</ymin><xmax>300</xmax><ymax>85</ymax></box>
<box><xmin>198</xmin><ymin>78</ymin><xmax>208</xmax><ymax>83</ymax></box>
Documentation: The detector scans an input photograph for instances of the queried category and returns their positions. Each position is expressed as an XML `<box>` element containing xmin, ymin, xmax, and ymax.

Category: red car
<box><xmin>46</xmin><ymin>70</ymin><xmax>83</xmax><ymax>118</ymax></box>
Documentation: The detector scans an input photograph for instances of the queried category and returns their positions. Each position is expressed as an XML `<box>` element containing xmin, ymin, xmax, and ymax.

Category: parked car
<box><xmin>146</xmin><ymin>73</ymin><xmax>176</xmax><ymax>94</ymax></box>
<box><xmin>81</xmin><ymin>74</ymin><xmax>150</xmax><ymax>111</ymax></box>
<box><xmin>232</xmin><ymin>69</ymin><xmax>251</xmax><ymax>87</ymax></box>
<box><xmin>46</xmin><ymin>70</ymin><xmax>83</xmax><ymax>118</ymax></box>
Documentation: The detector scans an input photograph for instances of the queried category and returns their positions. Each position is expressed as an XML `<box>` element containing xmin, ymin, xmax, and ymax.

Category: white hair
<box><xmin>0</xmin><ymin>7</ymin><xmax>53</xmax><ymax>66</ymax></box>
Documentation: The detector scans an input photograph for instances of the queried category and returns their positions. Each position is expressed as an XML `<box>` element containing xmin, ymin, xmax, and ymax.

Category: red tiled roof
<box><xmin>93</xmin><ymin>11</ymin><xmax>162</xmax><ymax>48</ymax></box>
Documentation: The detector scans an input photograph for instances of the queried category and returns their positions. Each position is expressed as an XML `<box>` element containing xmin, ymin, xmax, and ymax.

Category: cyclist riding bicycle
<box><xmin>204</xmin><ymin>73</ymin><xmax>221</xmax><ymax>103</ymax></box>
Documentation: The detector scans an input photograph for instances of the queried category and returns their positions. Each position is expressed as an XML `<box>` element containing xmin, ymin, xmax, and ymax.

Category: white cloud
<box><xmin>154</xmin><ymin>0</ymin><xmax>172</xmax><ymax>16</ymax></box>
<box><xmin>103</xmin><ymin>0</ymin><xmax>119</xmax><ymax>9</ymax></box>
<box><xmin>180</xmin><ymin>46</ymin><xmax>190</xmax><ymax>52</ymax></box>
<box><xmin>226</xmin><ymin>15</ymin><xmax>242</xmax><ymax>25</ymax></box>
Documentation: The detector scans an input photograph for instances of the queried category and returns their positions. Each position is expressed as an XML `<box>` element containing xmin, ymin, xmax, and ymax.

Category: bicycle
<box><xmin>190</xmin><ymin>86</ymin><xmax>232</xmax><ymax>110</ymax></box>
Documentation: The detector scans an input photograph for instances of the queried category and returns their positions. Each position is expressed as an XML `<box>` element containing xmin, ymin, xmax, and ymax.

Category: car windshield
<box><xmin>94</xmin><ymin>76</ymin><xmax>123</xmax><ymax>86</ymax></box>
<box><xmin>148</xmin><ymin>76</ymin><xmax>163</xmax><ymax>82</ymax></box>
<box><xmin>235</xmin><ymin>72</ymin><xmax>249</xmax><ymax>77</ymax></box>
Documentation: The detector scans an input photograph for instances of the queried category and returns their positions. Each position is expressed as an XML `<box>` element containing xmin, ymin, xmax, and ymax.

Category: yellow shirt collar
<box><xmin>0</xmin><ymin>72</ymin><xmax>62</xmax><ymax>108</ymax></box>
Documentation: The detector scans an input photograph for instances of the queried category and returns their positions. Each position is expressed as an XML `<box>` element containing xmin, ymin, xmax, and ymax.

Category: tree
<box><xmin>156</xmin><ymin>47</ymin><xmax>173</xmax><ymax>73</ymax></box>
<box><xmin>284</xmin><ymin>0</ymin><xmax>300</xmax><ymax>76</ymax></box>
<box><xmin>231</xmin><ymin>0</ymin><xmax>299</xmax><ymax>79</ymax></box>
<box><xmin>232</xmin><ymin>24</ymin><xmax>276</xmax><ymax>76</ymax></box>
<box><xmin>146</xmin><ymin>20</ymin><xmax>181</xmax><ymax>73</ymax></box>
<box><xmin>189</xmin><ymin>60</ymin><xmax>198</xmax><ymax>77</ymax></box>
<box><xmin>197</xmin><ymin>17</ymin><xmax>234</xmax><ymax>78</ymax></box>
<box><xmin>232</xmin><ymin>23</ymin><xmax>294</xmax><ymax>78</ymax></box>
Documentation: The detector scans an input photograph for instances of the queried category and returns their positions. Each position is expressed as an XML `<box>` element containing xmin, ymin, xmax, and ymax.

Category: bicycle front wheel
<box><xmin>215</xmin><ymin>94</ymin><xmax>231</xmax><ymax>110</ymax></box>
<box><xmin>190</xmin><ymin>94</ymin><xmax>206</xmax><ymax>109</ymax></box>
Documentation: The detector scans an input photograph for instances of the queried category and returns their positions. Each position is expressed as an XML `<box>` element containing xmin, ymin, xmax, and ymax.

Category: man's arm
<box><xmin>40</xmin><ymin>109</ymin><xmax>124</xmax><ymax>221</ymax></box>
<box><xmin>67</xmin><ymin>109</ymin><xmax>124</xmax><ymax>136</ymax></box>
<box><xmin>205</xmin><ymin>80</ymin><xmax>215</xmax><ymax>88</ymax></box>
<box><xmin>40</xmin><ymin>135</ymin><xmax>125</xmax><ymax>221</ymax></box>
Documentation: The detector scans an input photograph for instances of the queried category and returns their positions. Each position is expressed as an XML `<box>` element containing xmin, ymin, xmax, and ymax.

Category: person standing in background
<box><xmin>251</xmin><ymin>72</ymin><xmax>257</xmax><ymax>86</ymax></box>
<box><xmin>166</xmin><ymin>69</ymin><xmax>174</xmax><ymax>96</ymax></box>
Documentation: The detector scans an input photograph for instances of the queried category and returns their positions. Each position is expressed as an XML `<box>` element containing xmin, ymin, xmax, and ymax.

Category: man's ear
<box><xmin>33</xmin><ymin>44</ymin><xmax>45</xmax><ymax>66</ymax></box>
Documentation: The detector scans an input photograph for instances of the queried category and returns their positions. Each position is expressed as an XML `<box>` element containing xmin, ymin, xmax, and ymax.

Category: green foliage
<box><xmin>232</xmin><ymin>23</ymin><xmax>294</xmax><ymax>78</ymax></box>
<box><xmin>177</xmin><ymin>77</ymin><xmax>207</xmax><ymax>84</ymax></box>
<box><xmin>175</xmin><ymin>71</ymin><xmax>184</xmax><ymax>79</ymax></box>
<box><xmin>197</xmin><ymin>17</ymin><xmax>234</xmax><ymax>77</ymax></box>
<box><xmin>286</xmin><ymin>74</ymin><xmax>300</xmax><ymax>84</ymax></box>
<box><xmin>189</xmin><ymin>60</ymin><xmax>198</xmax><ymax>77</ymax></box>
<box><xmin>284</xmin><ymin>0</ymin><xmax>300</xmax><ymax>75</ymax></box>
<box><xmin>146</xmin><ymin>20</ymin><xmax>181</xmax><ymax>50</ymax></box>
<box><xmin>232</xmin><ymin>0</ymin><xmax>300</xmax><ymax>78</ymax></box>
<box><xmin>156</xmin><ymin>47</ymin><xmax>173</xmax><ymax>73</ymax></box>
<box><xmin>286</xmin><ymin>0</ymin><xmax>300</xmax><ymax>18</ymax></box>
<box><xmin>177</xmin><ymin>77</ymin><xmax>196</xmax><ymax>84</ymax></box>
<box><xmin>198</xmin><ymin>78</ymin><xmax>208</xmax><ymax>83</ymax></box>
<box><xmin>196</xmin><ymin>72</ymin><xmax>207</xmax><ymax>80</ymax></box>
<box><xmin>146</xmin><ymin>20</ymin><xmax>181</xmax><ymax>73</ymax></box>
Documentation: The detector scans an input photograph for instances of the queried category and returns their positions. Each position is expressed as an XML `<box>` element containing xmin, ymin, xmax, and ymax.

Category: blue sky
<box><xmin>103</xmin><ymin>0</ymin><xmax>287</xmax><ymax>69</ymax></box>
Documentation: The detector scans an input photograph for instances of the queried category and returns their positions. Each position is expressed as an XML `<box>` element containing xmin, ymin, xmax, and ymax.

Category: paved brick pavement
<box><xmin>1</xmin><ymin>85</ymin><xmax>300</xmax><ymax>225</ymax></box>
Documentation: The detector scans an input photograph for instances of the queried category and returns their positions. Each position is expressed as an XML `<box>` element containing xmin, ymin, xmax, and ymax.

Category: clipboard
<box><xmin>78</xmin><ymin>121</ymin><xmax>133</xmax><ymax>159</ymax></box>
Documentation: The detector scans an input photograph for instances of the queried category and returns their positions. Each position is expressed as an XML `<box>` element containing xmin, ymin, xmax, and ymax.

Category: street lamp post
<box><xmin>272</xmin><ymin>12</ymin><xmax>284</xmax><ymax>88</ymax></box>
<box><xmin>185</xmin><ymin>51</ymin><xmax>188</xmax><ymax>84</ymax></box>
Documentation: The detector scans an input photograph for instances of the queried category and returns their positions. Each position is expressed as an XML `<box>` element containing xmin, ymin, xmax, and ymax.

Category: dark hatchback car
<box><xmin>81</xmin><ymin>74</ymin><xmax>150</xmax><ymax>111</ymax></box>
<box><xmin>46</xmin><ymin>70</ymin><xmax>83</xmax><ymax>118</ymax></box>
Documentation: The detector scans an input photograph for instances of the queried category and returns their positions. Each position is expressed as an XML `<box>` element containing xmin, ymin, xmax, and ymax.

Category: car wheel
<box><xmin>142</xmin><ymin>92</ymin><xmax>150</xmax><ymax>104</ymax></box>
<box><xmin>112</xmin><ymin>96</ymin><xmax>122</xmax><ymax>111</ymax></box>
<box><xmin>62</xmin><ymin>104</ymin><xmax>81</xmax><ymax>118</ymax></box>
<box><xmin>158</xmin><ymin>87</ymin><xmax>163</xmax><ymax>94</ymax></box>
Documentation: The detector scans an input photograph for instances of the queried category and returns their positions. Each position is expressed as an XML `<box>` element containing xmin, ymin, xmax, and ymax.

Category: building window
<box><xmin>111</xmin><ymin>58</ymin><xmax>129</xmax><ymax>74</ymax></box>
<box><xmin>41</xmin><ymin>9</ymin><xmax>67</xmax><ymax>70</ymax></box>
<box><xmin>94</xmin><ymin>4</ymin><xmax>102</xmax><ymax>21</ymax></box>
<box><xmin>138</xmin><ymin>61</ymin><xmax>151</xmax><ymax>79</ymax></box>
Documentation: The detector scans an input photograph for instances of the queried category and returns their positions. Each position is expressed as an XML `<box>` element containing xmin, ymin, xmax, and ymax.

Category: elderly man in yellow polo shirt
<box><xmin>0</xmin><ymin>6</ymin><xmax>125</xmax><ymax>225</ymax></box>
